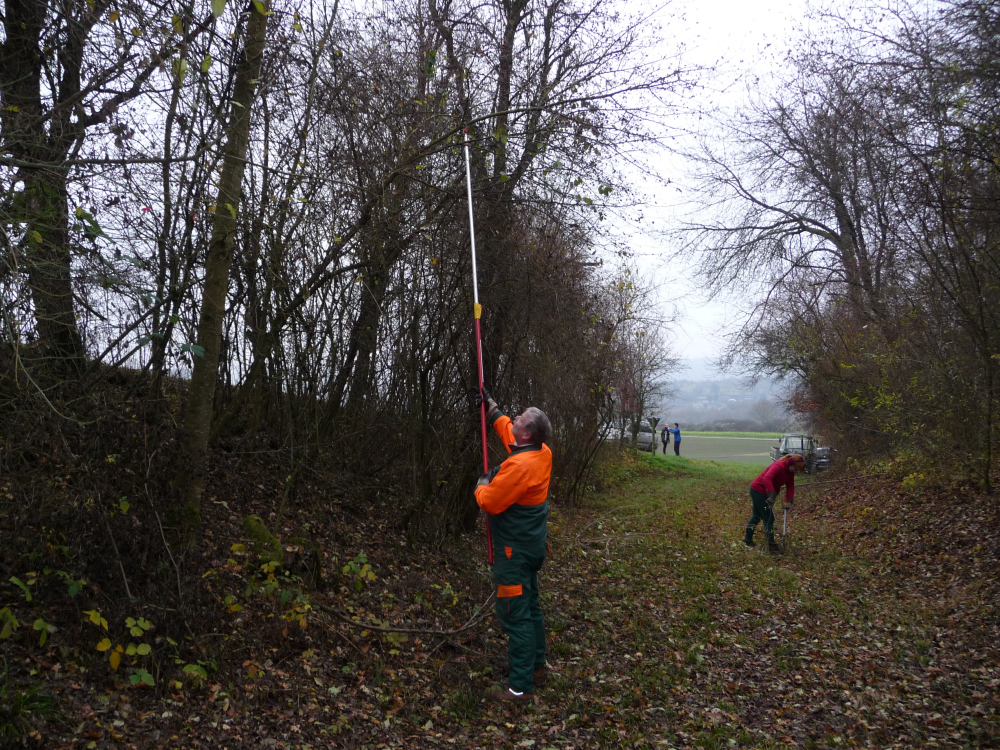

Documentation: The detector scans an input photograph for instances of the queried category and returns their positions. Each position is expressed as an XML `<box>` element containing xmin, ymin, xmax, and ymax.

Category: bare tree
<box><xmin>0</xmin><ymin>0</ymin><xmax>212</xmax><ymax>377</ymax></box>
<box><xmin>176</xmin><ymin>0</ymin><xmax>270</xmax><ymax>525</ymax></box>
<box><xmin>684</xmin><ymin>0</ymin><xmax>1000</xmax><ymax>487</ymax></box>
<box><xmin>751</xmin><ymin>399</ymin><xmax>777</xmax><ymax>430</ymax></box>
<box><xmin>1</xmin><ymin>0</ymin><xmax>689</xmax><ymax>539</ymax></box>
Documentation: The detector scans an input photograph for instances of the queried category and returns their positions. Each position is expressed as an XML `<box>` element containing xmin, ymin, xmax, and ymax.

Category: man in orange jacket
<box><xmin>474</xmin><ymin>388</ymin><xmax>552</xmax><ymax>703</ymax></box>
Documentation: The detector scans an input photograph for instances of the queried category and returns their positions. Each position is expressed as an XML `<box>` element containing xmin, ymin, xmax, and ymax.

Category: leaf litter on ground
<box><xmin>5</xmin><ymin>454</ymin><xmax>999</xmax><ymax>748</ymax></box>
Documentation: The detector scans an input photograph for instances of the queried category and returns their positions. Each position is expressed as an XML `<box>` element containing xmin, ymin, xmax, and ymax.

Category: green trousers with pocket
<box><xmin>746</xmin><ymin>487</ymin><xmax>777</xmax><ymax>544</ymax></box>
<box><xmin>493</xmin><ymin>544</ymin><xmax>546</xmax><ymax>694</ymax></box>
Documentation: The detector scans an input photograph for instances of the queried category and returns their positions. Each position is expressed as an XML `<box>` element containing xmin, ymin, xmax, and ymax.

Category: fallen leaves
<box><xmin>5</xmin><ymin>459</ymin><xmax>999</xmax><ymax>748</ymax></box>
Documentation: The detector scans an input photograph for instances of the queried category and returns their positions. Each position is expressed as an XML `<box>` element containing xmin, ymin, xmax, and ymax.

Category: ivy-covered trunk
<box><xmin>21</xmin><ymin>170</ymin><xmax>86</xmax><ymax>372</ymax></box>
<box><xmin>1</xmin><ymin>0</ymin><xmax>88</xmax><ymax>376</ymax></box>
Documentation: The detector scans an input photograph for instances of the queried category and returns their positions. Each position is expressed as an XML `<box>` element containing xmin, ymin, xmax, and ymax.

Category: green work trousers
<box><xmin>746</xmin><ymin>487</ymin><xmax>777</xmax><ymax>544</ymax></box>
<box><xmin>493</xmin><ymin>544</ymin><xmax>546</xmax><ymax>694</ymax></box>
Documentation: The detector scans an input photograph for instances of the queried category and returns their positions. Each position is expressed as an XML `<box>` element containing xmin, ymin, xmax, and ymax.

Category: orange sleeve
<box><xmin>492</xmin><ymin>414</ymin><xmax>515</xmax><ymax>454</ymax></box>
<box><xmin>475</xmin><ymin>460</ymin><xmax>527</xmax><ymax>515</ymax></box>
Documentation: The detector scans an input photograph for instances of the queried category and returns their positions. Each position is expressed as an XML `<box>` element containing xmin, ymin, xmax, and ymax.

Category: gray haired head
<box><xmin>521</xmin><ymin>407</ymin><xmax>552</xmax><ymax>445</ymax></box>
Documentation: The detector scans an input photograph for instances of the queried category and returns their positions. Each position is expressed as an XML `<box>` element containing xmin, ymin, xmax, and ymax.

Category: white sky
<box><xmin>625</xmin><ymin>0</ymin><xmax>813</xmax><ymax>369</ymax></box>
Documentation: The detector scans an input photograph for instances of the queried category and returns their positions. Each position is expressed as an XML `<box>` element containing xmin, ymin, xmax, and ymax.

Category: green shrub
<box><xmin>243</xmin><ymin>515</ymin><xmax>282</xmax><ymax>564</ymax></box>
<box><xmin>0</xmin><ymin>662</ymin><xmax>57</xmax><ymax>740</ymax></box>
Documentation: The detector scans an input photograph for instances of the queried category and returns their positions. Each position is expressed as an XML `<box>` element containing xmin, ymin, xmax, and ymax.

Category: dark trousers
<box><xmin>673</xmin><ymin>441</ymin><xmax>680</xmax><ymax>456</ymax></box>
<box><xmin>493</xmin><ymin>545</ymin><xmax>546</xmax><ymax>693</ymax></box>
<box><xmin>662</xmin><ymin>438</ymin><xmax>668</xmax><ymax>454</ymax></box>
<box><xmin>746</xmin><ymin>487</ymin><xmax>776</xmax><ymax>543</ymax></box>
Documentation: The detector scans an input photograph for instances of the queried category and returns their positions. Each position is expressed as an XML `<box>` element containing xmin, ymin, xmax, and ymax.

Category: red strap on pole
<box><xmin>475</xmin><ymin>320</ymin><xmax>489</xmax><ymax>475</ymax></box>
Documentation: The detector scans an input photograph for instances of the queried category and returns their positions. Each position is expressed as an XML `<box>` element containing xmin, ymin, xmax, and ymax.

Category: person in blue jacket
<box><xmin>666</xmin><ymin>423</ymin><xmax>681</xmax><ymax>456</ymax></box>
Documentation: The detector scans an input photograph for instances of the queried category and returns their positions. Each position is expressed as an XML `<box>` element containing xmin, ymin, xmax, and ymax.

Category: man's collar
<box><xmin>511</xmin><ymin>443</ymin><xmax>543</xmax><ymax>454</ymax></box>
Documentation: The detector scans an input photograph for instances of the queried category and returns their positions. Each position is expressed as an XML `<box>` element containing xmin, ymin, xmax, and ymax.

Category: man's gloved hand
<box><xmin>474</xmin><ymin>387</ymin><xmax>498</xmax><ymax>414</ymax></box>
<box><xmin>476</xmin><ymin>474</ymin><xmax>491</xmax><ymax>488</ymax></box>
<box><xmin>766</xmin><ymin>491</ymin><xmax>777</xmax><ymax>507</ymax></box>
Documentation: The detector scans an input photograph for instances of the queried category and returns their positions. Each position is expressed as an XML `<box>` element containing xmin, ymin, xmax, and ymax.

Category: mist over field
<box><xmin>656</xmin><ymin>360</ymin><xmax>795</xmax><ymax>432</ymax></box>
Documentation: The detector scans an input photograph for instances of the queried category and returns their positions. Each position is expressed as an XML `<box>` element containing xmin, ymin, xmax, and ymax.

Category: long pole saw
<box><xmin>463</xmin><ymin>127</ymin><xmax>493</xmax><ymax>566</ymax></box>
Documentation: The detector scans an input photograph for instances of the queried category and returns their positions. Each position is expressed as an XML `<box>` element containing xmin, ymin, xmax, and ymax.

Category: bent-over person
<box><xmin>745</xmin><ymin>453</ymin><xmax>805</xmax><ymax>552</ymax></box>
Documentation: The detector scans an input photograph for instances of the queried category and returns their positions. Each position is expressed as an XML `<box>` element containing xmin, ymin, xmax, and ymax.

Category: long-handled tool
<box><xmin>463</xmin><ymin>127</ymin><xmax>493</xmax><ymax>565</ymax></box>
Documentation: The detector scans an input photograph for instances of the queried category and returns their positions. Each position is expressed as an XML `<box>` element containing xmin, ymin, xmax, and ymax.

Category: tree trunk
<box><xmin>177</xmin><ymin>1</ymin><xmax>268</xmax><ymax>526</ymax></box>
<box><xmin>984</xmin><ymin>354</ymin><xmax>994</xmax><ymax>495</ymax></box>
<box><xmin>2</xmin><ymin>0</ymin><xmax>86</xmax><ymax>375</ymax></box>
<box><xmin>148</xmin><ymin>63</ymin><xmax>186</xmax><ymax>401</ymax></box>
<box><xmin>22</xmin><ymin>170</ymin><xmax>86</xmax><ymax>372</ymax></box>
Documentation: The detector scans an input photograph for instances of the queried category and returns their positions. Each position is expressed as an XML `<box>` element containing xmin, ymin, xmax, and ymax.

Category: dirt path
<box><xmin>13</xmin><ymin>458</ymin><xmax>999</xmax><ymax>748</ymax></box>
<box><xmin>529</xmin><ymin>460</ymin><xmax>1000</xmax><ymax>749</ymax></box>
<box><xmin>420</xmin><ymin>457</ymin><xmax>999</xmax><ymax>749</ymax></box>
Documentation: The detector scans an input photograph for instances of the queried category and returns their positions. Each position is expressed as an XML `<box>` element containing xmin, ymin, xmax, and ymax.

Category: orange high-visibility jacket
<box><xmin>474</xmin><ymin>413</ymin><xmax>551</xmax><ymax>551</ymax></box>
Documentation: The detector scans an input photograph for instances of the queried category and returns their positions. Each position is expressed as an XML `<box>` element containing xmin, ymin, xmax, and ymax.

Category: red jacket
<box><xmin>751</xmin><ymin>456</ymin><xmax>797</xmax><ymax>501</ymax></box>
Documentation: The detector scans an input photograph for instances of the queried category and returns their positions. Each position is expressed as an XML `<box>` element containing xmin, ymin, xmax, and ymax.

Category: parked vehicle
<box><xmin>636</xmin><ymin>421</ymin><xmax>656</xmax><ymax>453</ymax></box>
<box><xmin>812</xmin><ymin>442</ymin><xmax>833</xmax><ymax>472</ymax></box>
<box><xmin>599</xmin><ymin>424</ymin><xmax>626</xmax><ymax>443</ymax></box>
<box><xmin>769</xmin><ymin>433</ymin><xmax>831</xmax><ymax>473</ymax></box>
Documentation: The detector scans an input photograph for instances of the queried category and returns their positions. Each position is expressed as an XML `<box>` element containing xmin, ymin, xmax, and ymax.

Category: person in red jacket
<box><xmin>744</xmin><ymin>453</ymin><xmax>805</xmax><ymax>551</ymax></box>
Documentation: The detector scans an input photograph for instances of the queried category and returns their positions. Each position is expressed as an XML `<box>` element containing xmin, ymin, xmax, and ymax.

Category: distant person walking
<box><xmin>744</xmin><ymin>453</ymin><xmax>805</xmax><ymax>552</ymax></box>
<box><xmin>660</xmin><ymin>425</ymin><xmax>669</xmax><ymax>454</ymax></box>
<box><xmin>666</xmin><ymin>423</ymin><xmax>681</xmax><ymax>456</ymax></box>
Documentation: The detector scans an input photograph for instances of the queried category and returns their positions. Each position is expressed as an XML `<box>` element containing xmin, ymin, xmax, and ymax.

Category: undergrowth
<box><xmin>0</xmin><ymin>659</ymin><xmax>58</xmax><ymax>742</ymax></box>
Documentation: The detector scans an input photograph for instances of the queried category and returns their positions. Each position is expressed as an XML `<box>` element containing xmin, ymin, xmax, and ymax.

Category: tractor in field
<box><xmin>769</xmin><ymin>433</ymin><xmax>832</xmax><ymax>473</ymax></box>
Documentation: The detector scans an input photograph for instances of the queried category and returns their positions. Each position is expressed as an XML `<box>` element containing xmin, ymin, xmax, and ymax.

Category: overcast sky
<box><xmin>625</xmin><ymin>0</ymin><xmax>813</xmax><ymax>370</ymax></box>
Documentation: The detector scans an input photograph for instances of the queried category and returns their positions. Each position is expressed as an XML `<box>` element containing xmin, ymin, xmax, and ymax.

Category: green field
<box><xmin>651</xmin><ymin>433</ymin><xmax>777</xmax><ymax>465</ymax></box>
<box><xmin>683</xmin><ymin>430</ymin><xmax>783</xmax><ymax>439</ymax></box>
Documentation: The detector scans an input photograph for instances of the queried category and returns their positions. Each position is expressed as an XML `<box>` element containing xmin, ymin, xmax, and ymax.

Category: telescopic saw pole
<box><xmin>464</xmin><ymin>127</ymin><xmax>493</xmax><ymax>565</ymax></box>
